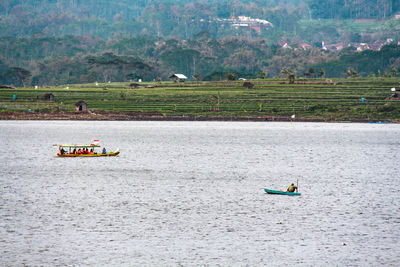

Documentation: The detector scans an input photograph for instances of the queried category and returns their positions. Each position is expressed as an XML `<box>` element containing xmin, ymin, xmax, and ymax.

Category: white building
<box><xmin>169</xmin><ymin>74</ymin><xmax>188</xmax><ymax>82</ymax></box>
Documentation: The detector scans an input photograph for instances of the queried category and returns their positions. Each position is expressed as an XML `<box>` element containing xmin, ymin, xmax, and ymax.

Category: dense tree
<box><xmin>0</xmin><ymin>58</ymin><xmax>8</xmax><ymax>83</ymax></box>
<box><xmin>86</xmin><ymin>52</ymin><xmax>155</xmax><ymax>82</ymax></box>
<box><xmin>1</xmin><ymin>35</ymin><xmax>398</xmax><ymax>85</ymax></box>
<box><xmin>3</xmin><ymin>67</ymin><xmax>31</xmax><ymax>86</ymax></box>
<box><xmin>0</xmin><ymin>0</ymin><xmax>398</xmax><ymax>44</ymax></box>
<box><xmin>281</xmin><ymin>68</ymin><xmax>296</xmax><ymax>83</ymax></box>
<box><xmin>307</xmin><ymin>0</ymin><xmax>398</xmax><ymax>19</ymax></box>
<box><xmin>160</xmin><ymin>48</ymin><xmax>200</xmax><ymax>77</ymax></box>
<box><xmin>311</xmin><ymin>44</ymin><xmax>400</xmax><ymax>77</ymax></box>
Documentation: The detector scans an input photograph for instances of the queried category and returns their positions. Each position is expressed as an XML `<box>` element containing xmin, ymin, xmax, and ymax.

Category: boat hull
<box><xmin>264</xmin><ymin>188</ymin><xmax>301</xmax><ymax>196</ymax></box>
<box><xmin>57</xmin><ymin>151</ymin><xmax>120</xmax><ymax>157</ymax></box>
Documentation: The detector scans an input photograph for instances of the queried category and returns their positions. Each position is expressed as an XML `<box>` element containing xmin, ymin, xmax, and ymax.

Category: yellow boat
<box><xmin>54</xmin><ymin>141</ymin><xmax>119</xmax><ymax>157</ymax></box>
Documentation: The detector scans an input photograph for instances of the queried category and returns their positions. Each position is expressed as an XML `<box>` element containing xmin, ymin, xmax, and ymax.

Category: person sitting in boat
<box><xmin>287</xmin><ymin>183</ymin><xmax>298</xmax><ymax>192</ymax></box>
<box><xmin>73</xmin><ymin>148</ymin><xmax>76</xmax><ymax>154</ymax></box>
<box><xmin>90</xmin><ymin>148</ymin><xmax>94</xmax><ymax>154</ymax></box>
<box><xmin>102</xmin><ymin>147</ymin><xmax>107</xmax><ymax>154</ymax></box>
<box><xmin>59</xmin><ymin>147</ymin><xmax>65</xmax><ymax>155</ymax></box>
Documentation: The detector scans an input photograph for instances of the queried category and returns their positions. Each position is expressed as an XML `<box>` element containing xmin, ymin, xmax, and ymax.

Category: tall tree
<box><xmin>3</xmin><ymin>67</ymin><xmax>31</xmax><ymax>87</ymax></box>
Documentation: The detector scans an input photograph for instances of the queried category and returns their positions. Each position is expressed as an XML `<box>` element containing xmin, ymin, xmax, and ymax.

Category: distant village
<box><xmin>288</xmin><ymin>38</ymin><xmax>398</xmax><ymax>52</ymax></box>
<box><xmin>218</xmin><ymin>15</ymin><xmax>399</xmax><ymax>53</ymax></box>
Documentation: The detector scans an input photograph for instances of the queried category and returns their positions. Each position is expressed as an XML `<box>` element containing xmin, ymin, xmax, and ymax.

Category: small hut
<box><xmin>129</xmin><ymin>83</ymin><xmax>140</xmax><ymax>89</ymax></box>
<box><xmin>43</xmin><ymin>93</ymin><xmax>55</xmax><ymax>102</ymax></box>
<box><xmin>243</xmin><ymin>81</ymin><xmax>254</xmax><ymax>89</ymax></box>
<box><xmin>169</xmin><ymin>74</ymin><xmax>187</xmax><ymax>82</ymax></box>
<box><xmin>0</xmin><ymin>85</ymin><xmax>16</xmax><ymax>89</ymax></box>
<box><xmin>75</xmin><ymin>100</ymin><xmax>87</xmax><ymax>112</ymax></box>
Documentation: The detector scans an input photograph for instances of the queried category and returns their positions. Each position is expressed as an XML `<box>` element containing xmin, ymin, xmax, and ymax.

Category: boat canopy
<box><xmin>53</xmin><ymin>144</ymin><xmax>100</xmax><ymax>148</ymax></box>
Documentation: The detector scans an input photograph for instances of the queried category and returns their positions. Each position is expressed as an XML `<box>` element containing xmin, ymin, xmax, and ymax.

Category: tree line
<box><xmin>0</xmin><ymin>35</ymin><xmax>398</xmax><ymax>86</ymax></box>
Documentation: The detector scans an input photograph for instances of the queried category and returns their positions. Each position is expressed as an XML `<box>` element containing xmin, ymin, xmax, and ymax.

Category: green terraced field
<box><xmin>1</xmin><ymin>78</ymin><xmax>399</xmax><ymax>121</ymax></box>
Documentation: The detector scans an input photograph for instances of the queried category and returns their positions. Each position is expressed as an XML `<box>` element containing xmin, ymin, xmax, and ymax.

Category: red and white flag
<box><xmin>282</xmin><ymin>42</ymin><xmax>288</xmax><ymax>48</ymax></box>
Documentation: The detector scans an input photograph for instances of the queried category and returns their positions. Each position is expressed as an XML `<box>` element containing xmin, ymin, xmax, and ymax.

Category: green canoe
<box><xmin>264</xmin><ymin>188</ymin><xmax>301</xmax><ymax>196</ymax></box>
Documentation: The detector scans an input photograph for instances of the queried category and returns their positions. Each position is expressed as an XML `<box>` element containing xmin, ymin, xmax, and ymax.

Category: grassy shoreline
<box><xmin>0</xmin><ymin>111</ymin><xmax>397</xmax><ymax>123</ymax></box>
<box><xmin>1</xmin><ymin>78</ymin><xmax>399</xmax><ymax>122</ymax></box>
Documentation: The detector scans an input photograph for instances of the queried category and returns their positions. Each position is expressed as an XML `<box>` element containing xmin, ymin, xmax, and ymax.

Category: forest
<box><xmin>0</xmin><ymin>0</ymin><xmax>399</xmax><ymax>86</ymax></box>
<box><xmin>1</xmin><ymin>0</ymin><xmax>398</xmax><ymax>39</ymax></box>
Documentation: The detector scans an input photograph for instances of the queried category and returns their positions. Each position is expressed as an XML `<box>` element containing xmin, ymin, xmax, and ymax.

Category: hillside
<box><xmin>0</xmin><ymin>0</ymin><xmax>399</xmax><ymax>86</ymax></box>
<box><xmin>0</xmin><ymin>0</ymin><xmax>398</xmax><ymax>41</ymax></box>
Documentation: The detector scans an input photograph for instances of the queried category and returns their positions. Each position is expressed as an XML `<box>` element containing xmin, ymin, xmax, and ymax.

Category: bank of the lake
<box><xmin>0</xmin><ymin>110</ymin><xmax>398</xmax><ymax>123</ymax></box>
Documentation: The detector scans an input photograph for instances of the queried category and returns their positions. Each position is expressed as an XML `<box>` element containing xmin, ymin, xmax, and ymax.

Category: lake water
<box><xmin>0</xmin><ymin>120</ymin><xmax>399</xmax><ymax>266</ymax></box>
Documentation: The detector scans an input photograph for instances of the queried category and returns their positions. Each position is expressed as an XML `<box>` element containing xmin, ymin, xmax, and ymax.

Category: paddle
<box><xmin>296</xmin><ymin>179</ymin><xmax>299</xmax><ymax>193</ymax></box>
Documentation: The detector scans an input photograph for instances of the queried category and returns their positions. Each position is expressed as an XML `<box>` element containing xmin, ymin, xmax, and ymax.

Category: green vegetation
<box><xmin>307</xmin><ymin>0</ymin><xmax>399</xmax><ymax>20</ymax></box>
<box><xmin>312</xmin><ymin>44</ymin><xmax>400</xmax><ymax>77</ymax></box>
<box><xmin>297</xmin><ymin>18</ymin><xmax>400</xmax><ymax>43</ymax></box>
<box><xmin>0</xmin><ymin>1</ymin><xmax>399</xmax><ymax>87</ymax></box>
<box><xmin>0</xmin><ymin>34</ymin><xmax>398</xmax><ymax>87</ymax></box>
<box><xmin>1</xmin><ymin>78</ymin><xmax>399</xmax><ymax>122</ymax></box>
<box><xmin>1</xmin><ymin>0</ymin><xmax>398</xmax><ymax>40</ymax></box>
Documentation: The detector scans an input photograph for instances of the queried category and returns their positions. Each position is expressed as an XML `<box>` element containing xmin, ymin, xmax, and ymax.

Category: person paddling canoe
<box><xmin>287</xmin><ymin>183</ymin><xmax>298</xmax><ymax>192</ymax></box>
